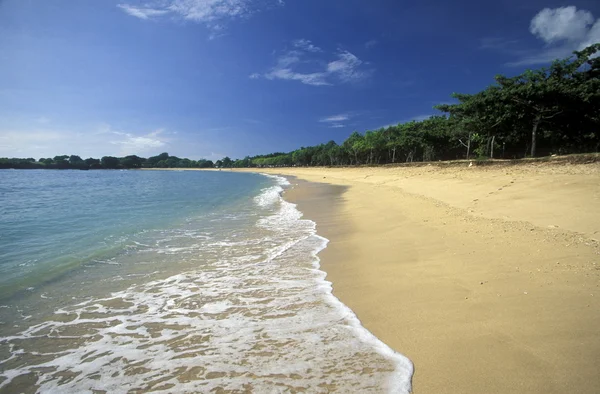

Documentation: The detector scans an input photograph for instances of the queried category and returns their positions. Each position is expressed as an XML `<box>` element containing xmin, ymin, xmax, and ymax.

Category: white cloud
<box><xmin>530</xmin><ymin>6</ymin><xmax>594</xmax><ymax>44</ymax></box>
<box><xmin>118</xmin><ymin>0</ymin><xmax>282</xmax><ymax>35</ymax></box>
<box><xmin>293</xmin><ymin>39</ymin><xmax>322</xmax><ymax>53</ymax></box>
<box><xmin>479</xmin><ymin>37</ymin><xmax>519</xmax><ymax>50</ymax></box>
<box><xmin>365</xmin><ymin>40</ymin><xmax>378</xmax><ymax>49</ymax></box>
<box><xmin>507</xmin><ymin>6</ymin><xmax>600</xmax><ymax>66</ymax></box>
<box><xmin>109</xmin><ymin>128</ymin><xmax>167</xmax><ymax>156</ymax></box>
<box><xmin>320</xmin><ymin>114</ymin><xmax>349</xmax><ymax>122</ymax></box>
<box><xmin>327</xmin><ymin>51</ymin><xmax>368</xmax><ymax>83</ymax></box>
<box><xmin>410</xmin><ymin>114</ymin><xmax>433</xmax><ymax>122</ymax></box>
<box><xmin>168</xmin><ymin>0</ymin><xmax>250</xmax><ymax>22</ymax></box>
<box><xmin>117</xmin><ymin>4</ymin><xmax>169</xmax><ymax>20</ymax></box>
<box><xmin>256</xmin><ymin>41</ymin><xmax>372</xmax><ymax>86</ymax></box>
<box><xmin>265</xmin><ymin>68</ymin><xmax>330</xmax><ymax>86</ymax></box>
<box><xmin>319</xmin><ymin>114</ymin><xmax>351</xmax><ymax>129</ymax></box>
<box><xmin>580</xmin><ymin>20</ymin><xmax>600</xmax><ymax>49</ymax></box>
<box><xmin>0</xmin><ymin>125</ymin><xmax>171</xmax><ymax>159</ymax></box>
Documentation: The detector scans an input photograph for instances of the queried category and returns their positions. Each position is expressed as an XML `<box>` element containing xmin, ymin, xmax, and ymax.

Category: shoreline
<box><xmin>244</xmin><ymin>163</ymin><xmax>600</xmax><ymax>393</ymax></box>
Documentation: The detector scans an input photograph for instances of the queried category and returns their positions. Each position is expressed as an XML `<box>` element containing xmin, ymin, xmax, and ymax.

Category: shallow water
<box><xmin>0</xmin><ymin>170</ymin><xmax>412</xmax><ymax>393</ymax></box>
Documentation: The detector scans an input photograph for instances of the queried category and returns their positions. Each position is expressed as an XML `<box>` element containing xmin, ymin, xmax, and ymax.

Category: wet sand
<box><xmin>241</xmin><ymin>163</ymin><xmax>600</xmax><ymax>394</ymax></box>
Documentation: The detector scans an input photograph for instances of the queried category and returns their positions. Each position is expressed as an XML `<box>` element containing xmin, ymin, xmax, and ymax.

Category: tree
<box><xmin>53</xmin><ymin>155</ymin><xmax>68</xmax><ymax>163</ymax></box>
<box><xmin>101</xmin><ymin>156</ymin><xmax>120</xmax><ymax>169</ymax></box>
<box><xmin>220</xmin><ymin>157</ymin><xmax>233</xmax><ymax>168</ymax></box>
<box><xmin>343</xmin><ymin>132</ymin><xmax>364</xmax><ymax>164</ymax></box>
<box><xmin>120</xmin><ymin>155</ymin><xmax>144</xmax><ymax>169</ymax></box>
<box><xmin>147</xmin><ymin>152</ymin><xmax>169</xmax><ymax>167</ymax></box>
<box><xmin>85</xmin><ymin>158</ymin><xmax>101</xmax><ymax>168</ymax></box>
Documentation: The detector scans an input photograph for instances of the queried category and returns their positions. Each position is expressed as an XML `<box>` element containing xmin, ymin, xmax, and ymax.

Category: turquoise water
<box><xmin>0</xmin><ymin>170</ymin><xmax>267</xmax><ymax>300</ymax></box>
<box><xmin>0</xmin><ymin>169</ymin><xmax>412</xmax><ymax>393</ymax></box>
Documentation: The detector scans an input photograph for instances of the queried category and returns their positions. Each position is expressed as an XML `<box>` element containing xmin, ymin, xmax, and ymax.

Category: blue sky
<box><xmin>1</xmin><ymin>0</ymin><xmax>599</xmax><ymax>160</ymax></box>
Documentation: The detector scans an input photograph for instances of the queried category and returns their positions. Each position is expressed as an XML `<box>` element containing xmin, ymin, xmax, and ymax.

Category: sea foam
<box><xmin>0</xmin><ymin>173</ymin><xmax>413</xmax><ymax>393</ymax></box>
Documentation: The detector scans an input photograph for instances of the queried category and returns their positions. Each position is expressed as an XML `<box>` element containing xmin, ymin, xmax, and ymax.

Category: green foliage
<box><xmin>0</xmin><ymin>153</ymin><xmax>215</xmax><ymax>170</ymax></box>
<box><xmin>4</xmin><ymin>45</ymin><xmax>599</xmax><ymax>171</ymax></box>
<box><xmin>100</xmin><ymin>156</ymin><xmax>121</xmax><ymax>169</ymax></box>
<box><xmin>221</xmin><ymin>45</ymin><xmax>598</xmax><ymax>167</ymax></box>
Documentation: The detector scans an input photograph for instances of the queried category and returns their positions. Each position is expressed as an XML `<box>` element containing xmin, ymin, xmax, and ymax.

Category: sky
<box><xmin>1</xmin><ymin>0</ymin><xmax>599</xmax><ymax>160</ymax></box>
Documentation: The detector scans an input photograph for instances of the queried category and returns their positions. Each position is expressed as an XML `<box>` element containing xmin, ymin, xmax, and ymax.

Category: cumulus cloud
<box><xmin>530</xmin><ymin>6</ymin><xmax>594</xmax><ymax>44</ymax></box>
<box><xmin>118</xmin><ymin>0</ymin><xmax>282</xmax><ymax>35</ymax></box>
<box><xmin>508</xmin><ymin>6</ymin><xmax>600</xmax><ymax>66</ymax></box>
<box><xmin>255</xmin><ymin>40</ymin><xmax>372</xmax><ymax>86</ymax></box>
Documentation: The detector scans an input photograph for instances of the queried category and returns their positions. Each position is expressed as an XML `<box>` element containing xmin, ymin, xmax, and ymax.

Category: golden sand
<box><xmin>237</xmin><ymin>163</ymin><xmax>600</xmax><ymax>394</ymax></box>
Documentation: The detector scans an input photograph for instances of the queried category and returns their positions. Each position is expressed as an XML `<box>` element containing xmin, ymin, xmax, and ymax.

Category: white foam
<box><xmin>257</xmin><ymin>174</ymin><xmax>414</xmax><ymax>392</ymax></box>
<box><xmin>0</xmin><ymin>173</ymin><xmax>413</xmax><ymax>393</ymax></box>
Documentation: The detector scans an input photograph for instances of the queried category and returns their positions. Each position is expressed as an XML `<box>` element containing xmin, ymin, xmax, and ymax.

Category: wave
<box><xmin>0</xmin><ymin>173</ymin><xmax>413</xmax><ymax>393</ymax></box>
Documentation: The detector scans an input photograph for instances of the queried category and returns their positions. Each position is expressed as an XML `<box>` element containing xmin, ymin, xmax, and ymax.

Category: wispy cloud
<box><xmin>320</xmin><ymin>114</ymin><xmax>349</xmax><ymax>123</ymax></box>
<box><xmin>490</xmin><ymin>6</ymin><xmax>600</xmax><ymax>66</ymax></box>
<box><xmin>117</xmin><ymin>0</ymin><xmax>283</xmax><ymax>36</ymax></box>
<box><xmin>292</xmin><ymin>39</ymin><xmax>322</xmax><ymax>53</ymax></box>
<box><xmin>0</xmin><ymin>124</ymin><xmax>172</xmax><ymax>159</ymax></box>
<box><xmin>107</xmin><ymin>128</ymin><xmax>167</xmax><ymax>156</ymax></box>
<box><xmin>327</xmin><ymin>51</ymin><xmax>368</xmax><ymax>83</ymax></box>
<box><xmin>319</xmin><ymin>113</ymin><xmax>351</xmax><ymax>129</ymax></box>
<box><xmin>365</xmin><ymin>39</ymin><xmax>378</xmax><ymax>49</ymax></box>
<box><xmin>254</xmin><ymin>40</ymin><xmax>373</xmax><ymax>86</ymax></box>
<box><xmin>479</xmin><ymin>37</ymin><xmax>520</xmax><ymax>50</ymax></box>
<box><xmin>409</xmin><ymin>114</ymin><xmax>434</xmax><ymax>122</ymax></box>
<box><xmin>117</xmin><ymin>4</ymin><xmax>169</xmax><ymax>20</ymax></box>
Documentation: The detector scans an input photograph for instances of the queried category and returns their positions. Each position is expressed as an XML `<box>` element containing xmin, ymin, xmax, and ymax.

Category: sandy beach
<box><xmin>237</xmin><ymin>162</ymin><xmax>600</xmax><ymax>393</ymax></box>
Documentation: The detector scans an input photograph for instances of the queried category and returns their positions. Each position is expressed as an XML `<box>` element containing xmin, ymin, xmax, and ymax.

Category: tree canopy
<box><xmin>0</xmin><ymin>153</ymin><xmax>214</xmax><ymax>170</ymax></box>
<box><xmin>214</xmin><ymin>44</ymin><xmax>598</xmax><ymax>168</ymax></box>
<box><xmin>3</xmin><ymin>44</ymin><xmax>598</xmax><ymax>171</ymax></box>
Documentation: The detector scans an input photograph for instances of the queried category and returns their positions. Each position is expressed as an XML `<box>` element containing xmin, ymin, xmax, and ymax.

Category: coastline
<box><xmin>244</xmin><ymin>163</ymin><xmax>600</xmax><ymax>394</ymax></box>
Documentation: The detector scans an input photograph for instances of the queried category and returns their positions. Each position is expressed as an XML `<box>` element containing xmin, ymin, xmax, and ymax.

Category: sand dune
<box><xmin>238</xmin><ymin>162</ymin><xmax>600</xmax><ymax>394</ymax></box>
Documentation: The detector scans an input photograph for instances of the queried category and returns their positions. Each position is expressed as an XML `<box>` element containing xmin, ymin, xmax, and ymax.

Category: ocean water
<box><xmin>0</xmin><ymin>169</ymin><xmax>412</xmax><ymax>393</ymax></box>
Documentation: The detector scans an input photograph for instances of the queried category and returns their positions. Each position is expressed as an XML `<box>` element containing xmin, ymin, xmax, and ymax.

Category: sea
<box><xmin>0</xmin><ymin>169</ymin><xmax>412</xmax><ymax>393</ymax></box>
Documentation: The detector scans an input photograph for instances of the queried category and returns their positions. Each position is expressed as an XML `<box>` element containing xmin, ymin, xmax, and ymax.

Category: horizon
<box><xmin>1</xmin><ymin>0</ymin><xmax>600</xmax><ymax>160</ymax></box>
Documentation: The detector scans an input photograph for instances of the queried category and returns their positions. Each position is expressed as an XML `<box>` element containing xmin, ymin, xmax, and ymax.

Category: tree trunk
<box><xmin>466</xmin><ymin>133</ymin><xmax>471</xmax><ymax>159</ymax></box>
<box><xmin>392</xmin><ymin>147</ymin><xmax>397</xmax><ymax>163</ymax></box>
<box><xmin>490</xmin><ymin>136</ymin><xmax>495</xmax><ymax>159</ymax></box>
<box><xmin>531</xmin><ymin>115</ymin><xmax>541</xmax><ymax>157</ymax></box>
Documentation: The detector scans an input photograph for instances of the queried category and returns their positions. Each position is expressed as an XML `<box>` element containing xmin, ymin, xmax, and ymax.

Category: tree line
<box><xmin>0</xmin><ymin>153</ymin><xmax>214</xmax><ymax>170</ymax></box>
<box><xmin>219</xmin><ymin>44</ymin><xmax>599</xmax><ymax>168</ymax></box>
<box><xmin>3</xmin><ymin>44</ymin><xmax>598</xmax><ymax>170</ymax></box>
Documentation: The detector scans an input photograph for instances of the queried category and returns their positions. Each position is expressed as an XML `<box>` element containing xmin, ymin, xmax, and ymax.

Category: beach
<box><xmin>239</xmin><ymin>162</ymin><xmax>600</xmax><ymax>393</ymax></box>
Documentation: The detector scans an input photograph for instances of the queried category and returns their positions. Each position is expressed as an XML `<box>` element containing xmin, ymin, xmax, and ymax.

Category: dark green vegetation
<box><xmin>2</xmin><ymin>45</ymin><xmax>598</xmax><ymax>170</ymax></box>
<box><xmin>0</xmin><ymin>153</ymin><xmax>214</xmax><ymax>170</ymax></box>
<box><xmin>224</xmin><ymin>44</ymin><xmax>599</xmax><ymax>168</ymax></box>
